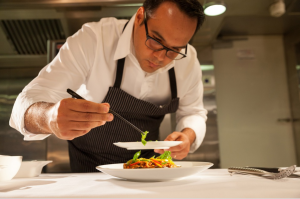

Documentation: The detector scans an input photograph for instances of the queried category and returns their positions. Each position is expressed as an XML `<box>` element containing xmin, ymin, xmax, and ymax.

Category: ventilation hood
<box><xmin>0</xmin><ymin>0</ymin><xmax>144</xmax><ymax>8</ymax></box>
<box><xmin>0</xmin><ymin>0</ymin><xmax>143</xmax><ymax>68</ymax></box>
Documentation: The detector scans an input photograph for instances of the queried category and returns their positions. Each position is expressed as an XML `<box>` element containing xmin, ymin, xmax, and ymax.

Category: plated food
<box><xmin>124</xmin><ymin>150</ymin><xmax>179</xmax><ymax>169</ymax></box>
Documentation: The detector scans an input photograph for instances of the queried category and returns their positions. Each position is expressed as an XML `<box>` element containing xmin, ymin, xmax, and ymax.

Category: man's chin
<box><xmin>140</xmin><ymin>61</ymin><xmax>162</xmax><ymax>73</ymax></box>
<box><xmin>141</xmin><ymin>66</ymin><xmax>159</xmax><ymax>73</ymax></box>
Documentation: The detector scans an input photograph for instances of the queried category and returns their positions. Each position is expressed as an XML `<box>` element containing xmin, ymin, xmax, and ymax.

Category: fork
<box><xmin>228</xmin><ymin>165</ymin><xmax>296</xmax><ymax>180</ymax></box>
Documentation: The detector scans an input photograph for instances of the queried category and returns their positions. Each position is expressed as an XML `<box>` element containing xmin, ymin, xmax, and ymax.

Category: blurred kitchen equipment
<box><xmin>67</xmin><ymin>88</ymin><xmax>146</xmax><ymax>136</ymax></box>
<box><xmin>228</xmin><ymin>165</ymin><xmax>296</xmax><ymax>180</ymax></box>
<box><xmin>0</xmin><ymin>155</ymin><xmax>22</xmax><ymax>181</ymax></box>
<box><xmin>14</xmin><ymin>160</ymin><xmax>52</xmax><ymax>178</ymax></box>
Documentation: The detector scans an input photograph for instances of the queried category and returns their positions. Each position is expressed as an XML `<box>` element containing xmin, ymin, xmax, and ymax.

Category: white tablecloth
<box><xmin>0</xmin><ymin>169</ymin><xmax>299</xmax><ymax>198</ymax></box>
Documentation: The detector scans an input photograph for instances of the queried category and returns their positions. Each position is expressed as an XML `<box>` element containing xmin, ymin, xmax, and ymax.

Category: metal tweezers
<box><xmin>66</xmin><ymin>88</ymin><xmax>146</xmax><ymax>135</ymax></box>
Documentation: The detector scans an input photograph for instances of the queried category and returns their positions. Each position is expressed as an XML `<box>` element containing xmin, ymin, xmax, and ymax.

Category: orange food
<box><xmin>123</xmin><ymin>158</ymin><xmax>178</xmax><ymax>169</ymax></box>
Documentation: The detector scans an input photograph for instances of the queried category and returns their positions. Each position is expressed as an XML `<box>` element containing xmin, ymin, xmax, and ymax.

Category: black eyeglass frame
<box><xmin>144</xmin><ymin>12</ymin><xmax>187</xmax><ymax>60</ymax></box>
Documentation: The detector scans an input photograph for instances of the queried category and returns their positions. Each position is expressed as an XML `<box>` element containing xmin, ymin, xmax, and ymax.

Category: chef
<box><xmin>10</xmin><ymin>0</ymin><xmax>207</xmax><ymax>172</ymax></box>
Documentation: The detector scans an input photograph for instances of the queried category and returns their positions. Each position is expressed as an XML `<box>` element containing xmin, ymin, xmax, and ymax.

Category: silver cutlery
<box><xmin>228</xmin><ymin>165</ymin><xmax>297</xmax><ymax>180</ymax></box>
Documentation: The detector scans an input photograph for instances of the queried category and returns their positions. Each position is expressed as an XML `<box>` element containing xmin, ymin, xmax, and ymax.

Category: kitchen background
<box><xmin>0</xmin><ymin>0</ymin><xmax>299</xmax><ymax>172</ymax></box>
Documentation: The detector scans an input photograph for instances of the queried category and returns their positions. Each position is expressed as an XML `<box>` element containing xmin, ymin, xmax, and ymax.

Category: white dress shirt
<box><xmin>9</xmin><ymin>13</ymin><xmax>207</xmax><ymax>153</ymax></box>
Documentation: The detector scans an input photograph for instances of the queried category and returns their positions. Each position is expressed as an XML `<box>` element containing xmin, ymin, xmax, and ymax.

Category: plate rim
<box><xmin>113</xmin><ymin>141</ymin><xmax>183</xmax><ymax>147</ymax></box>
<box><xmin>115</xmin><ymin>141</ymin><xmax>182</xmax><ymax>144</ymax></box>
<box><xmin>96</xmin><ymin>161</ymin><xmax>214</xmax><ymax>171</ymax></box>
<box><xmin>95</xmin><ymin>161</ymin><xmax>214</xmax><ymax>181</ymax></box>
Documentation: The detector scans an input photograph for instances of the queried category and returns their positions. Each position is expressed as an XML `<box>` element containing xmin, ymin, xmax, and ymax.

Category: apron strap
<box><xmin>113</xmin><ymin>58</ymin><xmax>125</xmax><ymax>88</ymax></box>
<box><xmin>113</xmin><ymin>21</ymin><xmax>129</xmax><ymax>88</ymax></box>
<box><xmin>168</xmin><ymin>68</ymin><xmax>177</xmax><ymax>99</ymax></box>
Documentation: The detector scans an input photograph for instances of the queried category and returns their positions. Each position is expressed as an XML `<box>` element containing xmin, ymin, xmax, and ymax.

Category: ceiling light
<box><xmin>269</xmin><ymin>0</ymin><xmax>285</xmax><ymax>17</ymax></box>
<box><xmin>204</xmin><ymin>1</ymin><xmax>226</xmax><ymax>16</ymax></box>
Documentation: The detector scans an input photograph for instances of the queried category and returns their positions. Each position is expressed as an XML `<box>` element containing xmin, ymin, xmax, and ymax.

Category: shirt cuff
<box><xmin>9</xmin><ymin>92</ymin><xmax>52</xmax><ymax>141</ymax></box>
<box><xmin>176</xmin><ymin>115</ymin><xmax>206</xmax><ymax>153</ymax></box>
<box><xmin>20</xmin><ymin>105</ymin><xmax>52</xmax><ymax>141</ymax></box>
<box><xmin>22</xmin><ymin>128</ymin><xmax>51</xmax><ymax>141</ymax></box>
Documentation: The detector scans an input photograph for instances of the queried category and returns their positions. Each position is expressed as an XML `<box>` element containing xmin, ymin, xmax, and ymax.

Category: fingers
<box><xmin>55</xmin><ymin>121</ymin><xmax>106</xmax><ymax>140</ymax></box>
<box><xmin>57</xmin><ymin>121</ymin><xmax>106</xmax><ymax>133</ymax></box>
<box><xmin>63</xmin><ymin>98</ymin><xmax>110</xmax><ymax>114</ymax></box>
<box><xmin>58</xmin><ymin>99</ymin><xmax>113</xmax><ymax>123</ymax></box>
<box><xmin>57</xmin><ymin>130</ymin><xmax>90</xmax><ymax>140</ymax></box>
<box><xmin>68</xmin><ymin>121</ymin><xmax>106</xmax><ymax>130</ymax></box>
<box><xmin>50</xmin><ymin>99</ymin><xmax>114</xmax><ymax>140</ymax></box>
<box><xmin>163</xmin><ymin>132</ymin><xmax>184</xmax><ymax>151</ymax></box>
<box><xmin>154</xmin><ymin>132</ymin><xmax>191</xmax><ymax>160</ymax></box>
<box><xmin>68</xmin><ymin>111</ymin><xmax>114</xmax><ymax>122</ymax></box>
<box><xmin>164</xmin><ymin>131</ymin><xmax>182</xmax><ymax>141</ymax></box>
<box><xmin>171</xmin><ymin>152</ymin><xmax>182</xmax><ymax>160</ymax></box>
<box><xmin>168</xmin><ymin>144</ymin><xmax>184</xmax><ymax>152</ymax></box>
<box><xmin>154</xmin><ymin>149</ymin><xmax>164</xmax><ymax>154</ymax></box>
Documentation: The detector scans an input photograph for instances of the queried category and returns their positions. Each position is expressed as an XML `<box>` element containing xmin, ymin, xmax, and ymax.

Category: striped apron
<box><xmin>68</xmin><ymin>22</ymin><xmax>180</xmax><ymax>172</ymax></box>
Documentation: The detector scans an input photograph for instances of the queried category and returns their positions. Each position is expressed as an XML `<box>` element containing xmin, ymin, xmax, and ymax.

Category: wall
<box><xmin>0</xmin><ymin>67</ymin><xmax>46</xmax><ymax>161</ymax></box>
<box><xmin>213</xmin><ymin>35</ymin><xmax>297</xmax><ymax>168</ymax></box>
<box><xmin>284</xmin><ymin>27</ymin><xmax>300</xmax><ymax>166</ymax></box>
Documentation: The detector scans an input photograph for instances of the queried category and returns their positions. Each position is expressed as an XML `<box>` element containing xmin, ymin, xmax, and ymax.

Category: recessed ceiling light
<box><xmin>204</xmin><ymin>1</ymin><xmax>226</xmax><ymax>16</ymax></box>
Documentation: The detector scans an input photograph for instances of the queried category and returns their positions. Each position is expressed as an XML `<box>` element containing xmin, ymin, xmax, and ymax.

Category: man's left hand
<box><xmin>154</xmin><ymin>128</ymin><xmax>195</xmax><ymax>160</ymax></box>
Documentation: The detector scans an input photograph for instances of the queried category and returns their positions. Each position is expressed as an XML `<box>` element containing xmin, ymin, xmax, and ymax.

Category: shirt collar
<box><xmin>113</xmin><ymin>14</ymin><xmax>136</xmax><ymax>61</ymax></box>
<box><xmin>114</xmin><ymin>13</ymin><xmax>175</xmax><ymax>76</ymax></box>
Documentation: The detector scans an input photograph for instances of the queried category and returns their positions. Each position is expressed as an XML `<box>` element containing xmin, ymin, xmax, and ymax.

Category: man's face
<box><xmin>133</xmin><ymin>2</ymin><xmax>197</xmax><ymax>73</ymax></box>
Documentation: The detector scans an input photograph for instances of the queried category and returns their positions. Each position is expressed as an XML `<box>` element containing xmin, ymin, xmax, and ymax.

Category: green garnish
<box><xmin>158</xmin><ymin>151</ymin><xmax>172</xmax><ymax>160</ymax></box>
<box><xmin>140</xmin><ymin>159</ymin><xmax>151</xmax><ymax>162</ymax></box>
<box><xmin>132</xmin><ymin>150</ymin><xmax>141</xmax><ymax>163</ymax></box>
<box><xmin>141</xmin><ymin>131</ymin><xmax>149</xmax><ymax>146</ymax></box>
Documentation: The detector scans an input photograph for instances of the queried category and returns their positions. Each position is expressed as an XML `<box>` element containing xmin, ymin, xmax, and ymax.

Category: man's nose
<box><xmin>153</xmin><ymin>49</ymin><xmax>166</xmax><ymax>61</ymax></box>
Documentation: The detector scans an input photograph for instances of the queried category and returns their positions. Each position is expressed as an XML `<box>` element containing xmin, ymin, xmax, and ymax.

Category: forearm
<box><xmin>181</xmin><ymin>128</ymin><xmax>196</xmax><ymax>146</ymax></box>
<box><xmin>24</xmin><ymin>102</ymin><xmax>55</xmax><ymax>134</ymax></box>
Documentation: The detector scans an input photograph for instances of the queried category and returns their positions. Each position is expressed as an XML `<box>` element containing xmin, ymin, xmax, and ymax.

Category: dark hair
<box><xmin>143</xmin><ymin>0</ymin><xmax>205</xmax><ymax>34</ymax></box>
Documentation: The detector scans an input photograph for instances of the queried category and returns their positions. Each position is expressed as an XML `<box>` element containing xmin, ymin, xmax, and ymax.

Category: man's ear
<box><xmin>135</xmin><ymin>7</ymin><xmax>145</xmax><ymax>26</ymax></box>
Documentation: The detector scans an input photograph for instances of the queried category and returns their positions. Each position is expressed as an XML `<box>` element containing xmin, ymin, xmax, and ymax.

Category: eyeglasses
<box><xmin>144</xmin><ymin>12</ymin><xmax>187</xmax><ymax>60</ymax></box>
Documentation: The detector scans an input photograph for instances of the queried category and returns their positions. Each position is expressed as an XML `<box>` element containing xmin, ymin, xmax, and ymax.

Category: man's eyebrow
<box><xmin>151</xmin><ymin>30</ymin><xmax>187</xmax><ymax>49</ymax></box>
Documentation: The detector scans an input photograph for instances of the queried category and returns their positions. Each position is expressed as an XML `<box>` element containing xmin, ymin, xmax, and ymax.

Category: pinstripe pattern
<box><xmin>67</xmin><ymin>22</ymin><xmax>179</xmax><ymax>172</ymax></box>
<box><xmin>68</xmin><ymin>86</ymin><xmax>179</xmax><ymax>172</ymax></box>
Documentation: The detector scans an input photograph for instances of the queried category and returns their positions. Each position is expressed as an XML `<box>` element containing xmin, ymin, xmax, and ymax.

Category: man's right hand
<box><xmin>24</xmin><ymin>98</ymin><xmax>114</xmax><ymax>140</ymax></box>
<box><xmin>48</xmin><ymin>98</ymin><xmax>114</xmax><ymax>140</ymax></box>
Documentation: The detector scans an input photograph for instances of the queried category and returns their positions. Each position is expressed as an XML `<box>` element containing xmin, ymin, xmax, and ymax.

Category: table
<box><xmin>0</xmin><ymin>169</ymin><xmax>299</xmax><ymax>198</ymax></box>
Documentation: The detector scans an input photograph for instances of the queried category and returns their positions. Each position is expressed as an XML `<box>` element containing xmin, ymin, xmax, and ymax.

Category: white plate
<box><xmin>96</xmin><ymin>161</ymin><xmax>213</xmax><ymax>181</ymax></box>
<box><xmin>113</xmin><ymin>141</ymin><xmax>182</xmax><ymax>150</ymax></box>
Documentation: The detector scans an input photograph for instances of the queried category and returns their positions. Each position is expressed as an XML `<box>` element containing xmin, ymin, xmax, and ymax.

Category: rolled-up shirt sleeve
<box><xmin>175</xmin><ymin>56</ymin><xmax>207</xmax><ymax>153</ymax></box>
<box><xmin>9</xmin><ymin>22</ymin><xmax>98</xmax><ymax>140</ymax></box>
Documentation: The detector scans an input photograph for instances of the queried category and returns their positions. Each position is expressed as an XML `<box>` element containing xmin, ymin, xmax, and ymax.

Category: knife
<box><xmin>66</xmin><ymin>88</ymin><xmax>146</xmax><ymax>136</ymax></box>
